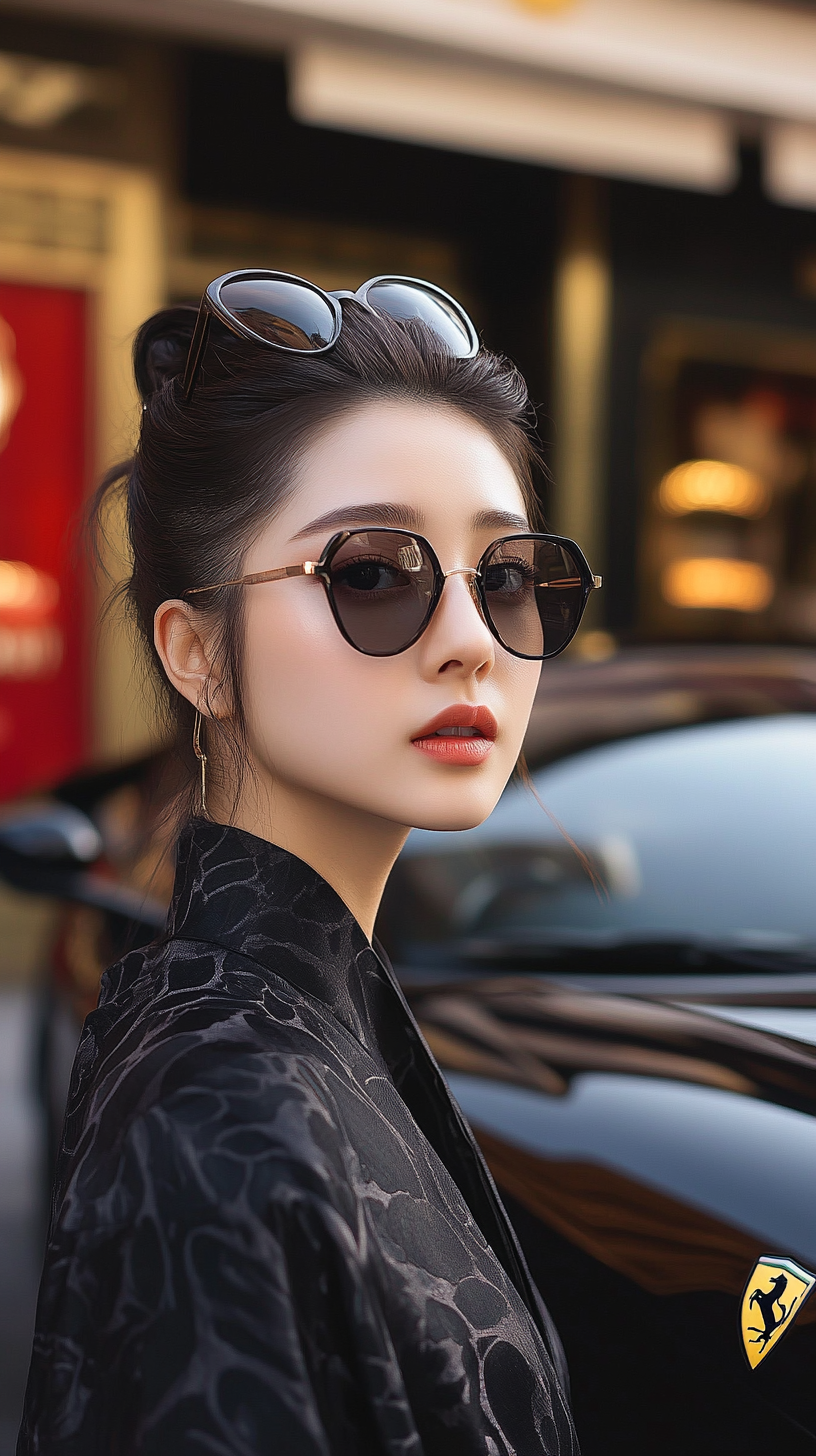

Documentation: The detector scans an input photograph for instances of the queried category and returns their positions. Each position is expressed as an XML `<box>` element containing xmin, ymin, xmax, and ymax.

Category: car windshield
<box><xmin>384</xmin><ymin>715</ymin><xmax>816</xmax><ymax>960</ymax></box>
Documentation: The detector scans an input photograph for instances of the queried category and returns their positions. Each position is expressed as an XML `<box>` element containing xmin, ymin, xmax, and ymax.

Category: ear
<box><xmin>154</xmin><ymin>600</ymin><xmax>221</xmax><ymax>714</ymax></box>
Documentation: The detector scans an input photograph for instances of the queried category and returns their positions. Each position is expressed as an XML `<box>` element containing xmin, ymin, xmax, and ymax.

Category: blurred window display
<box><xmin>0</xmin><ymin>282</ymin><xmax>88</xmax><ymax>801</ymax></box>
<box><xmin>641</xmin><ymin>329</ymin><xmax>816</xmax><ymax>642</ymax></box>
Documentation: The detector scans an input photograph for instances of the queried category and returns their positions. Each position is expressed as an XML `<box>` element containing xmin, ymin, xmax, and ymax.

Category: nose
<box><xmin>444</xmin><ymin>566</ymin><xmax>478</xmax><ymax>587</ymax></box>
<box><xmin>418</xmin><ymin>568</ymin><xmax>495</xmax><ymax>681</ymax></box>
<box><xmin>444</xmin><ymin>566</ymin><xmax>484</xmax><ymax>616</ymax></box>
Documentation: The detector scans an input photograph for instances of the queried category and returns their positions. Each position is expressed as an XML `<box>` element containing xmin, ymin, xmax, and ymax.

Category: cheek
<box><xmin>499</xmin><ymin>657</ymin><xmax>542</xmax><ymax>753</ymax></box>
<box><xmin>239</xmin><ymin>582</ymin><xmax>398</xmax><ymax>773</ymax></box>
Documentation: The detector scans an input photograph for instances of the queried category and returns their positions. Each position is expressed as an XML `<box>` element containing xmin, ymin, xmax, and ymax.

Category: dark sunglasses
<box><xmin>183</xmin><ymin>270</ymin><xmax>479</xmax><ymax>400</ymax></box>
<box><xmin>185</xmin><ymin>528</ymin><xmax>602</xmax><ymax>660</ymax></box>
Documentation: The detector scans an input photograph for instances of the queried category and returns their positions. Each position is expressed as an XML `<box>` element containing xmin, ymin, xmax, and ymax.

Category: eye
<box><xmin>332</xmin><ymin>556</ymin><xmax>410</xmax><ymax>594</ymax></box>
<box><xmin>483</xmin><ymin>558</ymin><xmax>537</xmax><ymax>596</ymax></box>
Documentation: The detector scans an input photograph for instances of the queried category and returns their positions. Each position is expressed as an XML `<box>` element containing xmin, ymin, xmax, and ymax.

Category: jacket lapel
<box><xmin>167</xmin><ymin>819</ymin><xmax>565</xmax><ymax>1381</ymax></box>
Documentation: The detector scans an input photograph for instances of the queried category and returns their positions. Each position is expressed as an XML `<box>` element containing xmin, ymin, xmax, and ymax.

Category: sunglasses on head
<box><xmin>182</xmin><ymin>270</ymin><xmax>479</xmax><ymax>400</ymax></box>
<box><xmin>185</xmin><ymin>528</ymin><xmax>602</xmax><ymax>661</ymax></box>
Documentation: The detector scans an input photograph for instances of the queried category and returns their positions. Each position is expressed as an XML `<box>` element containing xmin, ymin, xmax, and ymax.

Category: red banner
<box><xmin>0</xmin><ymin>281</ymin><xmax>89</xmax><ymax>800</ymax></box>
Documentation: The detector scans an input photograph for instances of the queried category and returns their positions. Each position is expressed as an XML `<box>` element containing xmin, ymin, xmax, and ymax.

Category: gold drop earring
<box><xmin>192</xmin><ymin>709</ymin><xmax>208</xmax><ymax>816</ymax></box>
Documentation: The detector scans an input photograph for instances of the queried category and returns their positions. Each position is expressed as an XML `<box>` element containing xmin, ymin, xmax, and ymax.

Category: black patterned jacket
<box><xmin>18</xmin><ymin>820</ymin><xmax>578</xmax><ymax>1456</ymax></box>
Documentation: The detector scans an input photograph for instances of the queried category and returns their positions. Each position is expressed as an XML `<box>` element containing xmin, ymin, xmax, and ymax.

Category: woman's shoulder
<box><xmin>59</xmin><ymin>932</ymin><xmax>356</xmax><ymax>1208</ymax></box>
<box><xmin>92</xmin><ymin>927</ymin><xmax>330</xmax><ymax>1054</ymax></box>
<box><xmin>96</xmin><ymin>928</ymin><xmax>276</xmax><ymax>1012</ymax></box>
<box><xmin>91</xmin><ymin>929</ymin><xmax>340</xmax><ymax>1077</ymax></box>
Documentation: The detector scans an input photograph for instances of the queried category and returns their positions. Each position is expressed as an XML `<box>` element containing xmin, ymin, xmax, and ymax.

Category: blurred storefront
<box><xmin>0</xmin><ymin>28</ymin><xmax>165</xmax><ymax>794</ymax></box>
<box><xmin>0</xmin><ymin>0</ymin><xmax>815</xmax><ymax>796</ymax></box>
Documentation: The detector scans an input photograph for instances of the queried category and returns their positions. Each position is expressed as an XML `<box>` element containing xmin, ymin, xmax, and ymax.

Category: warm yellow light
<box><xmin>0</xmin><ymin>560</ymin><xmax>59</xmax><ymax>616</ymax></box>
<box><xmin>658</xmin><ymin>459</ymin><xmax>769</xmax><ymax>518</ymax></box>
<box><xmin>662</xmin><ymin>558</ymin><xmax>774</xmax><ymax>612</ymax></box>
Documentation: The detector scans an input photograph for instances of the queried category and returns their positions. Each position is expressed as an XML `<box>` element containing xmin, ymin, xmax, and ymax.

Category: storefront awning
<box><xmin>8</xmin><ymin>0</ymin><xmax>816</xmax><ymax>197</ymax></box>
<box><xmin>290</xmin><ymin>41</ymin><xmax>735</xmax><ymax>192</ymax></box>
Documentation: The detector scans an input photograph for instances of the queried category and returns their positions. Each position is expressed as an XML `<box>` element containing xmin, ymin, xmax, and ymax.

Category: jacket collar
<box><xmin>167</xmin><ymin>817</ymin><xmax>396</xmax><ymax>1056</ymax></box>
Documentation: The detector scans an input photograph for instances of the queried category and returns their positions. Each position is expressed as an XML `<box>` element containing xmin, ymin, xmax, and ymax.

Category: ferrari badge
<box><xmin>740</xmin><ymin>1255</ymin><xmax>815</xmax><ymax>1369</ymax></box>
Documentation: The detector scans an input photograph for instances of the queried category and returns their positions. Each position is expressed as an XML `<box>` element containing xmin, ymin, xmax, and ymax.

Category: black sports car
<box><xmin>379</xmin><ymin>647</ymin><xmax>816</xmax><ymax>1455</ymax></box>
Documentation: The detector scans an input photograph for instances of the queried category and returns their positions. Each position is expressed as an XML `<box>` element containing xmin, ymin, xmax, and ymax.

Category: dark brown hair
<box><xmin>96</xmin><ymin>299</ymin><xmax>544</xmax><ymax>817</ymax></box>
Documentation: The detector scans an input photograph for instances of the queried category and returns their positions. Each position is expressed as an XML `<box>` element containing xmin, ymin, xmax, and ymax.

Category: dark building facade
<box><xmin>1</xmin><ymin>4</ymin><xmax>816</xmax><ymax>796</ymax></box>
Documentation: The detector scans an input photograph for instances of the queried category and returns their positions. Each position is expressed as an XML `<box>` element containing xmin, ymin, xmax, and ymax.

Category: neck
<box><xmin>209</xmin><ymin>777</ymin><xmax>409</xmax><ymax>940</ymax></box>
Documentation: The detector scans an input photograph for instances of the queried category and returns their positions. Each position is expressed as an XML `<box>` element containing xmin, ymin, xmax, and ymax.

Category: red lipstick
<box><xmin>411</xmin><ymin>705</ymin><xmax>498</xmax><ymax>765</ymax></box>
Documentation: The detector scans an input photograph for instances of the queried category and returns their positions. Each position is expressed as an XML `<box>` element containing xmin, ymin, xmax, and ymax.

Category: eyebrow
<box><xmin>290</xmin><ymin>503</ymin><xmax>425</xmax><ymax>540</ymax></box>
<box><xmin>290</xmin><ymin>502</ymin><xmax>529</xmax><ymax>542</ymax></box>
<box><xmin>472</xmin><ymin>508</ymin><xmax>530</xmax><ymax>532</ymax></box>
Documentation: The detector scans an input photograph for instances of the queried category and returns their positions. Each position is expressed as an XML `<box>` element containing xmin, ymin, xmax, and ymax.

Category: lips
<box><xmin>411</xmin><ymin>705</ymin><xmax>497</xmax><ymax>765</ymax></box>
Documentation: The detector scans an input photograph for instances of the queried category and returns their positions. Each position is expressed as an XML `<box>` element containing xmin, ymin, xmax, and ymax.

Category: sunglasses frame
<box><xmin>182</xmin><ymin>270</ymin><xmax>480</xmax><ymax>401</ymax></box>
<box><xmin>185</xmin><ymin>527</ymin><xmax>602</xmax><ymax>661</ymax></box>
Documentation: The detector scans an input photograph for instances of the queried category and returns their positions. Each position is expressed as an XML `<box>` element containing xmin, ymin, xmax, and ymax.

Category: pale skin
<box><xmin>155</xmin><ymin>399</ymin><xmax>542</xmax><ymax>938</ymax></box>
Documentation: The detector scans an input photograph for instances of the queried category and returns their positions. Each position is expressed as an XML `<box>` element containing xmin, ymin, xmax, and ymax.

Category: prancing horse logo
<box><xmin>740</xmin><ymin>1256</ymin><xmax>815</xmax><ymax>1369</ymax></box>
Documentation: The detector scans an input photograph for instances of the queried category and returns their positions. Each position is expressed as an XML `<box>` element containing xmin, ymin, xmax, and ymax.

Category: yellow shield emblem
<box><xmin>741</xmin><ymin>1256</ymin><xmax>815</xmax><ymax>1369</ymax></box>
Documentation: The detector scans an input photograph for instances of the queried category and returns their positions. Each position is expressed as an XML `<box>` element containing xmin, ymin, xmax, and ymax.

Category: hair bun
<box><xmin>134</xmin><ymin>305</ymin><xmax>199</xmax><ymax>402</ymax></box>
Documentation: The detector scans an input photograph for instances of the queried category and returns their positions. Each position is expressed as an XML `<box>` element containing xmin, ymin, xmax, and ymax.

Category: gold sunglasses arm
<box><xmin>185</xmin><ymin>561</ymin><xmax>319</xmax><ymax>597</ymax></box>
<box><xmin>533</xmin><ymin>574</ymin><xmax>603</xmax><ymax>590</ymax></box>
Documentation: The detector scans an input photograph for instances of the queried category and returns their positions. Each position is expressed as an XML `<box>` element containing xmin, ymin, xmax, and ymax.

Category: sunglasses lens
<box><xmin>327</xmin><ymin>531</ymin><xmax>437</xmax><ymax>655</ymax></box>
<box><xmin>218</xmin><ymin>276</ymin><xmax>337</xmax><ymax>351</ymax></box>
<box><xmin>364</xmin><ymin>279</ymin><xmax>475</xmax><ymax>358</ymax></box>
<box><xmin>481</xmin><ymin>538</ymin><xmax>586</xmax><ymax>659</ymax></box>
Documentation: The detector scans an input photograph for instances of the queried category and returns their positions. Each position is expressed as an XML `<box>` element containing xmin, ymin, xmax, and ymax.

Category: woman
<box><xmin>19</xmin><ymin>273</ymin><xmax>599</xmax><ymax>1456</ymax></box>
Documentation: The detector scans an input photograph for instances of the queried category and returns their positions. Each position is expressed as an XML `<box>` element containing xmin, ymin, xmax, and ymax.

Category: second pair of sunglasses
<box><xmin>183</xmin><ymin>270</ymin><xmax>479</xmax><ymax>400</ymax></box>
<box><xmin>186</xmin><ymin>529</ymin><xmax>602</xmax><ymax>660</ymax></box>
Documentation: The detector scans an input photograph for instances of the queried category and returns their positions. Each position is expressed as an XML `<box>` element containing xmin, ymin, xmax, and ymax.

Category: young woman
<box><xmin>19</xmin><ymin>273</ymin><xmax>599</xmax><ymax>1456</ymax></box>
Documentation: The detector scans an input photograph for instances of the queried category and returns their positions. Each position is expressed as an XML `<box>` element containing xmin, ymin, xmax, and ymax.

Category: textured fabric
<box><xmin>18</xmin><ymin>820</ymin><xmax>577</xmax><ymax>1456</ymax></box>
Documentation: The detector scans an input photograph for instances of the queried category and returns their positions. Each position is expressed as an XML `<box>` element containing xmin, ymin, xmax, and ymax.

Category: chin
<box><xmin>411</xmin><ymin>811</ymin><xmax>493</xmax><ymax>833</ymax></box>
<box><xmin>399</xmin><ymin>784</ymin><xmax>506</xmax><ymax>834</ymax></box>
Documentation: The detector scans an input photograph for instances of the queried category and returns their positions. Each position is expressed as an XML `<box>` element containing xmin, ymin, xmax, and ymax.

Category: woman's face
<box><xmin>232</xmin><ymin>399</ymin><xmax>542</xmax><ymax>833</ymax></box>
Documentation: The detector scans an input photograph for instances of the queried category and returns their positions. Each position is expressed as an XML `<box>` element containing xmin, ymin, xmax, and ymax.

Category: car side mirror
<box><xmin>0</xmin><ymin>801</ymin><xmax>103</xmax><ymax>867</ymax></box>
